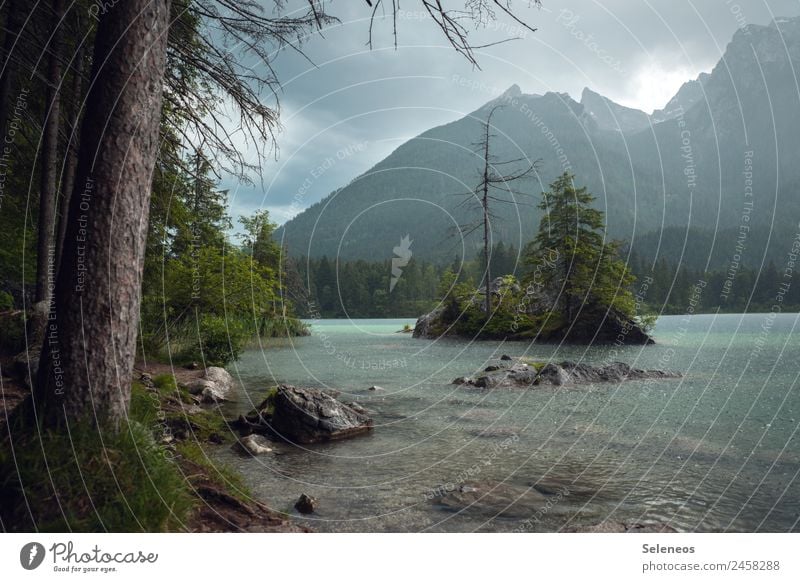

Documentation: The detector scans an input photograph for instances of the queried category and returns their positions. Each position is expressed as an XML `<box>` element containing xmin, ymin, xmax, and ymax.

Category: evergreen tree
<box><xmin>525</xmin><ymin>172</ymin><xmax>637</xmax><ymax>328</ymax></box>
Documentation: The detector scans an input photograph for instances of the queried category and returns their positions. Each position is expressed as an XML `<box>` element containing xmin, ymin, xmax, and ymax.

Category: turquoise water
<box><xmin>214</xmin><ymin>314</ymin><xmax>800</xmax><ymax>532</ymax></box>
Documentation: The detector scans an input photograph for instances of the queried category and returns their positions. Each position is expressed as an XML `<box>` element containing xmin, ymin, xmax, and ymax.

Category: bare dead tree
<box><xmin>455</xmin><ymin>104</ymin><xmax>537</xmax><ymax>315</ymax></box>
<box><xmin>365</xmin><ymin>0</ymin><xmax>541</xmax><ymax>68</ymax></box>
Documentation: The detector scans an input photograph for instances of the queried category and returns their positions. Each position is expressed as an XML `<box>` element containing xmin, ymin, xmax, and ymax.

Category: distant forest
<box><xmin>295</xmin><ymin>241</ymin><xmax>800</xmax><ymax>318</ymax></box>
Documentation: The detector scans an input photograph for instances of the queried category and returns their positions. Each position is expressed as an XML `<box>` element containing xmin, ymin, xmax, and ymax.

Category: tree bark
<box><xmin>0</xmin><ymin>0</ymin><xmax>21</xmax><ymax>137</ymax></box>
<box><xmin>34</xmin><ymin>0</ymin><xmax>171</xmax><ymax>429</ymax></box>
<box><xmin>55</xmin><ymin>40</ymin><xmax>85</xmax><ymax>272</ymax></box>
<box><xmin>35</xmin><ymin>0</ymin><xmax>65</xmax><ymax>304</ymax></box>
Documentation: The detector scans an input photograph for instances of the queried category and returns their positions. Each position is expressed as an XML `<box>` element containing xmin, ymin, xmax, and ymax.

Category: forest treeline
<box><xmin>298</xmin><ymin>245</ymin><xmax>800</xmax><ymax>318</ymax></box>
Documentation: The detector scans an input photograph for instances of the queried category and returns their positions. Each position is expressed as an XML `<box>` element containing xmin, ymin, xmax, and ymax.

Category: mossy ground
<box><xmin>0</xmin><ymin>370</ymin><xmax>295</xmax><ymax>532</ymax></box>
<box><xmin>0</xmin><ymin>417</ymin><xmax>194</xmax><ymax>532</ymax></box>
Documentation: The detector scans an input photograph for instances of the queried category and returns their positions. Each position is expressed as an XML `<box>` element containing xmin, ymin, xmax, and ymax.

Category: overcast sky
<box><xmin>221</xmin><ymin>0</ymin><xmax>800</xmax><ymax>228</ymax></box>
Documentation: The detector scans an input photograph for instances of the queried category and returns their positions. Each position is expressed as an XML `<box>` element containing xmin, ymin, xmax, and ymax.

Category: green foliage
<box><xmin>129</xmin><ymin>380</ymin><xmax>161</xmax><ymax>427</ymax></box>
<box><xmin>140</xmin><ymin>166</ymin><xmax>307</xmax><ymax>361</ymax></box>
<box><xmin>0</xmin><ymin>290</ymin><xmax>14</xmax><ymax>311</ymax></box>
<box><xmin>625</xmin><ymin>255</ymin><xmax>800</xmax><ymax>314</ymax></box>
<box><xmin>239</xmin><ymin>209</ymin><xmax>281</xmax><ymax>270</ymax></box>
<box><xmin>0</xmin><ymin>420</ymin><xmax>193</xmax><ymax>532</ymax></box>
<box><xmin>153</xmin><ymin>373</ymin><xmax>179</xmax><ymax>394</ymax></box>
<box><xmin>130</xmin><ymin>378</ymin><xmax>231</xmax><ymax>443</ymax></box>
<box><xmin>525</xmin><ymin>172</ymin><xmax>638</xmax><ymax>325</ymax></box>
<box><xmin>298</xmin><ymin>242</ymin><xmax>527</xmax><ymax>319</ymax></box>
<box><xmin>432</xmin><ymin>275</ymin><xmax>560</xmax><ymax>339</ymax></box>
<box><xmin>177</xmin><ymin>314</ymin><xmax>248</xmax><ymax>367</ymax></box>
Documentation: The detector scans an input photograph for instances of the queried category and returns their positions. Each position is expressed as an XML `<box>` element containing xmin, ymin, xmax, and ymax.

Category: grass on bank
<box><xmin>0</xmin><ymin>374</ymin><xmax>249</xmax><ymax>532</ymax></box>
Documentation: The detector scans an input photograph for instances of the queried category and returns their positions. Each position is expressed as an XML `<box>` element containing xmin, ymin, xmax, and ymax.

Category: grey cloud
<box><xmin>226</xmin><ymin>0</ymin><xmax>800</xmax><ymax>227</ymax></box>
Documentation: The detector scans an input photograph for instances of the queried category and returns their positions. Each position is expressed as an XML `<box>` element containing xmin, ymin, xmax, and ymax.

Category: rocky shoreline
<box><xmin>1</xmin><ymin>348</ymin><xmax>681</xmax><ymax>532</ymax></box>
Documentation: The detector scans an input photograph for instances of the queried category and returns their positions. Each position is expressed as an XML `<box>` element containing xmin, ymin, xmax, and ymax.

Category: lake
<box><xmin>214</xmin><ymin>314</ymin><xmax>800</xmax><ymax>532</ymax></box>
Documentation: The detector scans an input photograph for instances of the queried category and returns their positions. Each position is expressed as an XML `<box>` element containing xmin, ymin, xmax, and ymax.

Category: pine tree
<box><xmin>525</xmin><ymin>172</ymin><xmax>637</xmax><ymax>330</ymax></box>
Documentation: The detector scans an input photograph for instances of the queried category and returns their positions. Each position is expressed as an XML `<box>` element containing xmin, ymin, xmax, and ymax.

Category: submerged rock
<box><xmin>270</xmin><ymin>385</ymin><xmax>374</xmax><ymax>444</ymax></box>
<box><xmin>237</xmin><ymin>434</ymin><xmax>274</xmax><ymax>456</ymax></box>
<box><xmin>429</xmin><ymin>479</ymin><xmax>597</xmax><ymax>522</ymax></box>
<box><xmin>455</xmin><ymin>359</ymin><xmax>680</xmax><ymax>389</ymax></box>
<box><xmin>567</xmin><ymin>520</ymin><xmax>678</xmax><ymax>533</ymax></box>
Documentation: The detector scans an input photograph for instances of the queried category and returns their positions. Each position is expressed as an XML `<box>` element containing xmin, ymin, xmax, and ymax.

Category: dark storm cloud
<box><xmin>224</xmin><ymin>0</ymin><xmax>800</xmax><ymax>226</ymax></box>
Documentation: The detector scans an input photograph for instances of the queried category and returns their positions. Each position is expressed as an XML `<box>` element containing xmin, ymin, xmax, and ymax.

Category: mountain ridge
<box><xmin>276</xmin><ymin>16</ymin><xmax>800</xmax><ymax>268</ymax></box>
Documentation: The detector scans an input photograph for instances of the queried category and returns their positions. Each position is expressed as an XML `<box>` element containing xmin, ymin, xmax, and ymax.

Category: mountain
<box><xmin>277</xmin><ymin>17</ymin><xmax>800</xmax><ymax>268</ymax></box>
<box><xmin>651</xmin><ymin>72</ymin><xmax>710</xmax><ymax>122</ymax></box>
<box><xmin>580</xmin><ymin>87</ymin><xmax>650</xmax><ymax>133</ymax></box>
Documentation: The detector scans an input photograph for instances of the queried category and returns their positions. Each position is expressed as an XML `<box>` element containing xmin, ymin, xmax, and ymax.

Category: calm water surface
<box><xmin>213</xmin><ymin>314</ymin><xmax>800</xmax><ymax>532</ymax></box>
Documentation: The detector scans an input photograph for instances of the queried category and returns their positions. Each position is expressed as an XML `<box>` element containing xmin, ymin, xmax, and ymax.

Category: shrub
<box><xmin>178</xmin><ymin>314</ymin><xmax>248</xmax><ymax>367</ymax></box>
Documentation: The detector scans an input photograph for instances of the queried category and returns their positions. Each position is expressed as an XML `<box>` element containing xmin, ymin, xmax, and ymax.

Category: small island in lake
<box><xmin>413</xmin><ymin>173</ymin><xmax>655</xmax><ymax>345</ymax></box>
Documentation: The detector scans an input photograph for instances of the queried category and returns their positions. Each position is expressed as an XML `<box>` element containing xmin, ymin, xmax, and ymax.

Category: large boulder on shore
<box><xmin>270</xmin><ymin>385</ymin><xmax>373</xmax><ymax>444</ymax></box>
<box><xmin>412</xmin><ymin>305</ymin><xmax>445</xmax><ymax>338</ymax></box>
<box><xmin>185</xmin><ymin>366</ymin><xmax>235</xmax><ymax>403</ymax></box>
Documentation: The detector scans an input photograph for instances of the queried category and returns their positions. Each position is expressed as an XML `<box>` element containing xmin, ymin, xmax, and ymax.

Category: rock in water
<box><xmin>537</xmin><ymin>363</ymin><xmax>572</xmax><ymax>386</ymax></box>
<box><xmin>295</xmin><ymin>493</ymin><xmax>316</xmax><ymax>514</ymax></box>
<box><xmin>455</xmin><ymin>359</ymin><xmax>681</xmax><ymax>389</ymax></box>
<box><xmin>237</xmin><ymin>434</ymin><xmax>273</xmax><ymax>456</ymax></box>
<box><xmin>568</xmin><ymin>521</ymin><xmax>678</xmax><ymax>533</ymax></box>
<box><xmin>412</xmin><ymin>305</ymin><xmax>445</xmax><ymax>338</ymax></box>
<box><xmin>271</xmin><ymin>385</ymin><xmax>373</xmax><ymax>444</ymax></box>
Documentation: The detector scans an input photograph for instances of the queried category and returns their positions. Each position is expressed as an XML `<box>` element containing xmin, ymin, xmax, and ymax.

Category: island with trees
<box><xmin>413</xmin><ymin>172</ymin><xmax>655</xmax><ymax>344</ymax></box>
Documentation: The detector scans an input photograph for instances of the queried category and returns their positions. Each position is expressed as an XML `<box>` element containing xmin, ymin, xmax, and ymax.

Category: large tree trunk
<box><xmin>34</xmin><ymin>0</ymin><xmax>171</xmax><ymax>429</ymax></box>
<box><xmin>35</xmin><ymin>0</ymin><xmax>65</xmax><ymax>304</ymax></box>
